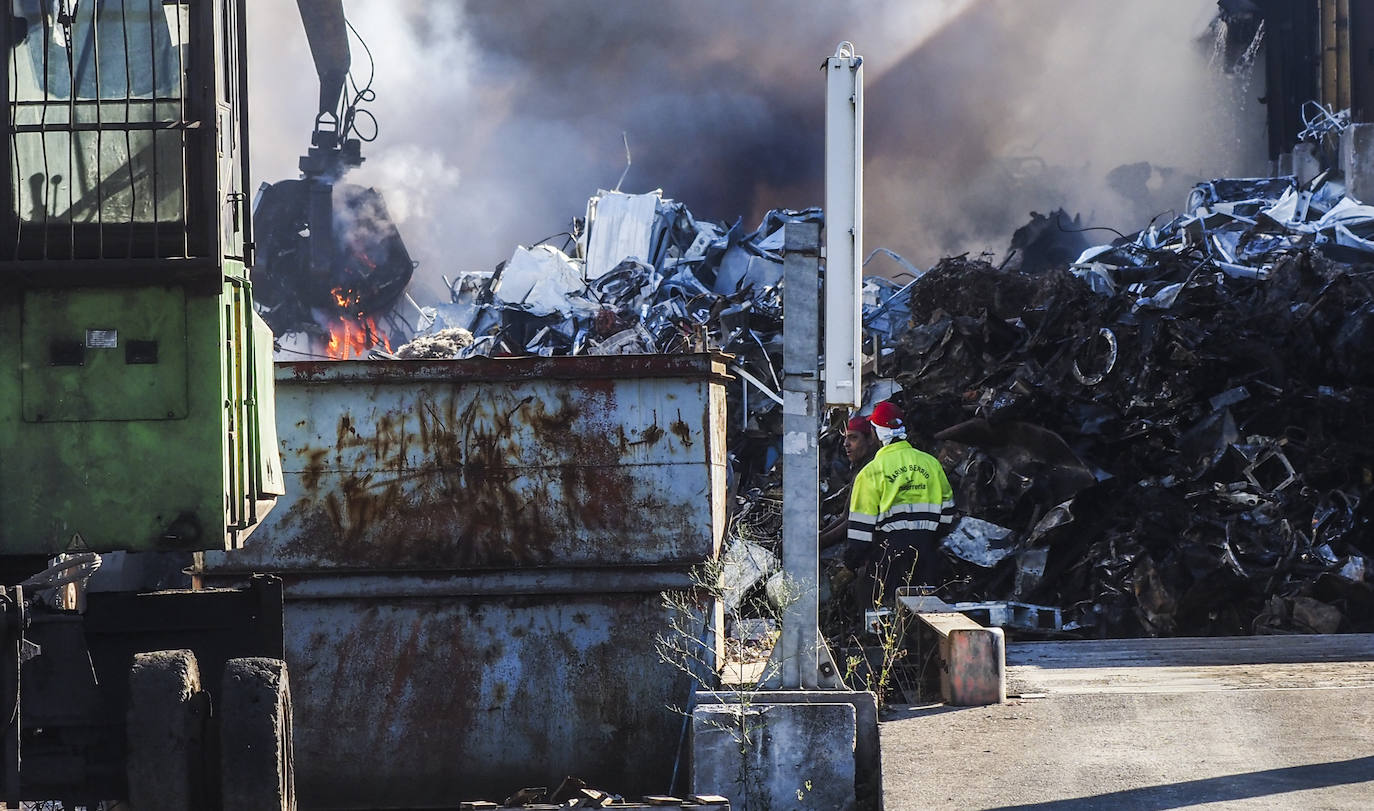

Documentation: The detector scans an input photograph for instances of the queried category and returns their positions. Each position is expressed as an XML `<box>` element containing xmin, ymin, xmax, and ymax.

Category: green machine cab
<box><xmin>0</xmin><ymin>3</ymin><xmax>295</xmax><ymax>807</ymax></box>
<box><xmin>0</xmin><ymin>0</ymin><xmax>282</xmax><ymax>558</ymax></box>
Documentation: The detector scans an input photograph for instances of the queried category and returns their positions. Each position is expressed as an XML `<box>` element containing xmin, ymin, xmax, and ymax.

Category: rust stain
<box><xmin>381</xmin><ymin>615</ymin><xmax>426</xmax><ymax>722</ymax></box>
<box><xmin>300</xmin><ymin>448</ymin><xmax>328</xmax><ymax>492</ymax></box>
<box><xmin>373</xmin><ymin>411</ymin><xmax>406</xmax><ymax>471</ymax></box>
<box><xmin>336</xmin><ymin>413</ymin><xmax>355</xmax><ymax>448</ymax></box>
<box><xmin>669</xmin><ymin>417</ymin><xmax>694</xmax><ymax>447</ymax></box>
<box><xmin>639</xmin><ymin>424</ymin><xmax>665</xmax><ymax>445</ymax></box>
<box><xmin>525</xmin><ymin>393</ymin><xmax>581</xmax><ymax>434</ymax></box>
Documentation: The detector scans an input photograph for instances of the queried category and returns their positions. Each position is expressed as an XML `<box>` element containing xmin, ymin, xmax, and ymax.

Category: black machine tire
<box><xmin>219</xmin><ymin>657</ymin><xmax>296</xmax><ymax>810</ymax></box>
<box><xmin>126</xmin><ymin>649</ymin><xmax>209</xmax><ymax>811</ymax></box>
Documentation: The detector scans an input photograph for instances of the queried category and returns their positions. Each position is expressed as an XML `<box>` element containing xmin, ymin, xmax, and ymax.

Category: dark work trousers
<box><xmin>870</xmin><ymin>530</ymin><xmax>940</xmax><ymax>605</ymax></box>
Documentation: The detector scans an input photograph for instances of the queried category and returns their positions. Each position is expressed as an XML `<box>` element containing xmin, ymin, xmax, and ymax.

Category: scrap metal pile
<box><xmin>405</xmin><ymin>190</ymin><xmax>833</xmax><ymax>487</ymax></box>
<box><xmin>893</xmin><ymin>174</ymin><xmax>1374</xmax><ymax>637</ymax></box>
<box><xmin>398</xmin><ymin>175</ymin><xmax>1374</xmax><ymax>639</ymax></box>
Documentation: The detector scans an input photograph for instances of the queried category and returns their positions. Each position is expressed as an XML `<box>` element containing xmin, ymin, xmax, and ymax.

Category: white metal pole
<box><xmin>823</xmin><ymin>42</ymin><xmax>864</xmax><ymax>409</ymax></box>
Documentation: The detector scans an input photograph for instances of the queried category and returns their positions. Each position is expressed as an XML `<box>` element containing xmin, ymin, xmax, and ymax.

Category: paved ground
<box><xmin>879</xmin><ymin>634</ymin><xmax>1374</xmax><ymax>810</ymax></box>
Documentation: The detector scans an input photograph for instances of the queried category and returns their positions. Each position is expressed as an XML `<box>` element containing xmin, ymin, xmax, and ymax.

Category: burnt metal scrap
<box><xmin>256</xmin><ymin>179</ymin><xmax>417</xmax><ymax>337</ymax></box>
<box><xmin>885</xmin><ymin>173</ymin><xmax>1374</xmax><ymax>637</ymax></box>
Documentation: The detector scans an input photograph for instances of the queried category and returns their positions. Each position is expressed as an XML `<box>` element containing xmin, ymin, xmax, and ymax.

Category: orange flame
<box><xmin>325</xmin><ymin>314</ymin><xmax>393</xmax><ymax>360</ymax></box>
<box><xmin>331</xmin><ymin>287</ymin><xmax>362</xmax><ymax>312</ymax></box>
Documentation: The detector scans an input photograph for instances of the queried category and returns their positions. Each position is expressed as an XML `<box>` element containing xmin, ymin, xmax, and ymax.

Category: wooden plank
<box><xmin>920</xmin><ymin>611</ymin><xmax>984</xmax><ymax>636</ymax></box>
<box><xmin>897</xmin><ymin>594</ymin><xmax>956</xmax><ymax>614</ymax></box>
<box><xmin>896</xmin><ymin>595</ymin><xmax>1006</xmax><ymax>705</ymax></box>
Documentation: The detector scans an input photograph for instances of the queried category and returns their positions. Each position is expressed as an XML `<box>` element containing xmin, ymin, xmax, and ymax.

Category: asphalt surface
<box><xmin>879</xmin><ymin>634</ymin><xmax>1374</xmax><ymax>810</ymax></box>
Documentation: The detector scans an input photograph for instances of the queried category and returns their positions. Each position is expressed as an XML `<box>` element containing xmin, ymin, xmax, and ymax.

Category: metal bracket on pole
<box><xmin>762</xmin><ymin>222</ymin><xmax>843</xmax><ymax>690</ymax></box>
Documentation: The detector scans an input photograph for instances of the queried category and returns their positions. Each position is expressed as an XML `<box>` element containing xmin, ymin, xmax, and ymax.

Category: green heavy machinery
<box><xmin>0</xmin><ymin>1</ymin><xmax>294</xmax><ymax>808</ymax></box>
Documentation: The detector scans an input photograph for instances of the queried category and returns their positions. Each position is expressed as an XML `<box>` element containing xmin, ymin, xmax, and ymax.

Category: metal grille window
<box><xmin>7</xmin><ymin>0</ymin><xmax>193</xmax><ymax>259</ymax></box>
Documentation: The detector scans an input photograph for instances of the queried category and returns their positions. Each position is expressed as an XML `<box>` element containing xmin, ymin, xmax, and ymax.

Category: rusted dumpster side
<box><xmin>204</xmin><ymin>354</ymin><xmax>730</xmax><ymax>809</ymax></box>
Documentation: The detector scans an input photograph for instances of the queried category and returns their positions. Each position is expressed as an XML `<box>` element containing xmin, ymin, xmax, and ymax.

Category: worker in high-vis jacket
<box><xmin>819</xmin><ymin>415</ymin><xmax>882</xmax><ymax>549</ymax></box>
<box><xmin>839</xmin><ymin>401</ymin><xmax>955</xmax><ymax>604</ymax></box>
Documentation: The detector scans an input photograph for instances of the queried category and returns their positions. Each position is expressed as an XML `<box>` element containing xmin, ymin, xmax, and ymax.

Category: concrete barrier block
<box><xmin>692</xmin><ymin>701</ymin><xmax>857</xmax><ymax>811</ymax></box>
<box><xmin>694</xmin><ymin>690</ymin><xmax>880</xmax><ymax>809</ymax></box>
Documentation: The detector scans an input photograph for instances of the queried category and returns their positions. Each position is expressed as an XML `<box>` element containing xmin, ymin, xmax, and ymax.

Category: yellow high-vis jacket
<box><xmin>845</xmin><ymin>439</ymin><xmax>955</xmax><ymax>569</ymax></box>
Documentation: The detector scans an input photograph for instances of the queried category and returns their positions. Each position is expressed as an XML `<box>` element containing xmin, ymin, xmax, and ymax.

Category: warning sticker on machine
<box><xmin>86</xmin><ymin>329</ymin><xmax>118</xmax><ymax>348</ymax></box>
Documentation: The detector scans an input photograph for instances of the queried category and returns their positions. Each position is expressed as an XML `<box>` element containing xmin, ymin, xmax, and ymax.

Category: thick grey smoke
<box><xmin>863</xmin><ymin>0</ymin><xmax>1268</xmax><ymax>270</ymax></box>
<box><xmin>247</xmin><ymin>0</ymin><xmax>1265</xmax><ymax>295</ymax></box>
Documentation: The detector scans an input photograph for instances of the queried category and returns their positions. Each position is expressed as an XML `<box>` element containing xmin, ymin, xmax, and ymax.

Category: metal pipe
<box><xmin>1</xmin><ymin>588</ymin><xmax>22</xmax><ymax>806</ymax></box>
<box><xmin>1338</xmin><ymin>0</ymin><xmax>1353</xmax><ymax>112</ymax></box>
<box><xmin>146</xmin><ymin>0</ymin><xmax>162</xmax><ymax>253</ymax></box>
<box><xmin>1323</xmin><ymin>0</ymin><xmax>1340</xmax><ymax>111</ymax></box>
<box><xmin>92</xmin><ymin>0</ymin><xmax>104</xmax><ymax>257</ymax></box>
<box><xmin>1347</xmin><ymin>0</ymin><xmax>1374</xmax><ymax>123</ymax></box>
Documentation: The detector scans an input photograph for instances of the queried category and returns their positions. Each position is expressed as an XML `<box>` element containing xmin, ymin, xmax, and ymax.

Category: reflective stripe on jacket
<box><xmin>846</xmin><ymin>440</ymin><xmax>954</xmax><ymax>568</ymax></box>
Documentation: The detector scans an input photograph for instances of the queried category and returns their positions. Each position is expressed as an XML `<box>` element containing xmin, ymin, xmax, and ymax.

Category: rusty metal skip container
<box><xmin>204</xmin><ymin>353</ymin><xmax>731</xmax><ymax>808</ymax></box>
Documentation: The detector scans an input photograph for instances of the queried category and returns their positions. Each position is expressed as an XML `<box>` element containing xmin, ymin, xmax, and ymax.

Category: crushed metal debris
<box><xmin>458</xmin><ymin>790</ymin><xmax>730</xmax><ymax>810</ymax></box>
<box><xmin>314</xmin><ymin>167</ymin><xmax>1374</xmax><ymax>641</ymax></box>
<box><xmin>888</xmin><ymin>171</ymin><xmax>1374</xmax><ymax>637</ymax></box>
<box><xmin>454</xmin><ymin>775</ymin><xmax>729</xmax><ymax>808</ymax></box>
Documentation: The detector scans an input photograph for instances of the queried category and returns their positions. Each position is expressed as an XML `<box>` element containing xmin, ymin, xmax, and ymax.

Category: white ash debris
<box><xmin>395</xmin><ymin>326</ymin><xmax>475</xmax><ymax>359</ymax></box>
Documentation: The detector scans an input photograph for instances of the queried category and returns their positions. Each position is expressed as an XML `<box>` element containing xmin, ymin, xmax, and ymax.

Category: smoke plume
<box><xmin>247</xmin><ymin>0</ymin><xmax>1266</xmax><ymax>296</ymax></box>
